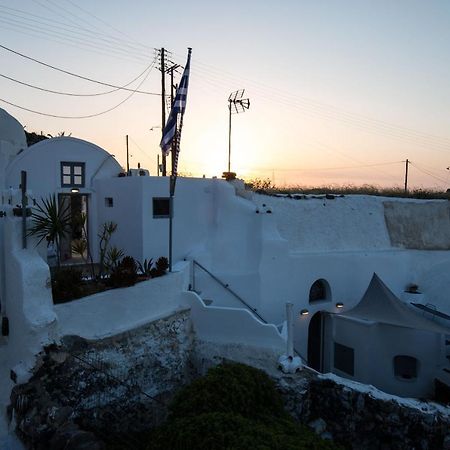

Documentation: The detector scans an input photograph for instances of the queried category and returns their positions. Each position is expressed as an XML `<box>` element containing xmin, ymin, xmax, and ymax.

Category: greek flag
<box><xmin>160</xmin><ymin>48</ymin><xmax>192</xmax><ymax>155</ymax></box>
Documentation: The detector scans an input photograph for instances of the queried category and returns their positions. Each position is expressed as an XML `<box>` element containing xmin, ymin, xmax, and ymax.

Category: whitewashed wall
<box><xmin>6</xmin><ymin>137</ymin><xmax>123</xmax><ymax>262</ymax></box>
<box><xmin>185</xmin><ymin>291</ymin><xmax>285</xmax><ymax>351</ymax></box>
<box><xmin>327</xmin><ymin>314</ymin><xmax>446</xmax><ymax>398</ymax></box>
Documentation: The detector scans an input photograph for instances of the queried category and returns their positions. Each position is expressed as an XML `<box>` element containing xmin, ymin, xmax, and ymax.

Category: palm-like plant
<box><xmin>28</xmin><ymin>195</ymin><xmax>71</xmax><ymax>267</ymax></box>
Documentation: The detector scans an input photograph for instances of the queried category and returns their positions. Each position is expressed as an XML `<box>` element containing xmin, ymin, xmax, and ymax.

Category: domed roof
<box><xmin>0</xmin><ymin>108</ymin><xmax>27</xmax><ymax>151</ymax></box>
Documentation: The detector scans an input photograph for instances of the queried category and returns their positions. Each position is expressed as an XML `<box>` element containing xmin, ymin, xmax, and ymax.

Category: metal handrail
<box><xmin>192</xmin><ymin>260</ymin><xmax>267</xmax><ymax>324</ymax></box>
<box><xmin>192</xmin><ymin>260</ymin><xmax>308</xmax><ymax>364</ymax></box>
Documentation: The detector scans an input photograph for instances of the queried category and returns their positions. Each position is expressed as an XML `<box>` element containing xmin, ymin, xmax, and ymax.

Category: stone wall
<box><xmin>9</xmin><ymin>309</ymin><xmax>195</xmax><ymax>449</ymax></box>
<box><xmin>8</xmin><ymin>316</ymin><xmax>450</xmax><ymax>450</ymax></box>
<box><xmin>279</xmin><ymin>375</ymin><xmax>450</xmax><ymax>450</ymax></box>
<box><xmin>195</xmin><ymin>341</ymin><xmax>450</xmax><ymax>450</ymax></box>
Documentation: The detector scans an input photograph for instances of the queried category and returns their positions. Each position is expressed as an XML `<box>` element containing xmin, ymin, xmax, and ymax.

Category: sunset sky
<box><xmin>1</xmin><ymin>0</ymin><xmax>450</xmax><ymax>189</ymax></box>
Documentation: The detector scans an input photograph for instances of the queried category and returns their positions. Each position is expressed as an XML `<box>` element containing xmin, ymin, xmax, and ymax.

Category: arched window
<box><xmin>393</xmin><ymin>355</ymin><xmax>418</xmax><ymax>380</ymax></box>
<box><xmin>309</xmin><ymin>279</ymin><xmax>331</xmax><ymax>303</ymax></box>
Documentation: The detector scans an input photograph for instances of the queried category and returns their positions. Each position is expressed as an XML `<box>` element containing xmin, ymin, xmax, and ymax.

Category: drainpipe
<box><xmin>286</xmin><ymin>302</ymin><xmax>294</xmax><ymax>358</ymax></box>
<box><xmin>90</xmin><ymin>154</ymin><xmax>114</xmax><ymax>188</ymax></box>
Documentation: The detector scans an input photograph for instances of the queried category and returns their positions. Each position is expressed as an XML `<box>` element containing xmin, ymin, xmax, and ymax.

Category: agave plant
<box><xmin>137</xmin><ymin>258</ymin><xmax>153</xmax><ymax>277</ymax></box>
<box><xmin>27</xmin><ymin>195</ymin><xmax>71</xmax><ymax>267</ymax></box>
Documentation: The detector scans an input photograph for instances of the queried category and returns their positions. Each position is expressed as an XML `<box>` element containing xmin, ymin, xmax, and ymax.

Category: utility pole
<box><xmin>160</xmin><ymin>48</ymin><xmax>166</xmax><ymax>176</ymax></box>
<box><xmin>126</xmin><ymin>135</ymin><xmax>129</xmax><ymax>175</ymax></box>
<box><xmin>404</xmin><ymin>159</ymin><xmax>409</xmax><ymax>193</ymax></box>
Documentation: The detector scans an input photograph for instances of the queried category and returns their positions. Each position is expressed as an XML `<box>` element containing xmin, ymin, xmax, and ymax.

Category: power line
<box><xmin>0</xmin><ymin>5</ymin><xmax>152</xmax><ymax>61</ymax></box>
<box><xmin>0</xmin><ymin>62</ymin><xmax>156</xmax><ymax>97</ymax></box>
<box><xmin>61</xmin><ymin>0</ymin><xmax>157</xmax><ymax>53</ymax></box>
<box><xmin>409</xmin><ymin>162</ymin><xmax>448</xmax><ymax>186</ymax></box>
<box><xmin>0</xmin><ymin>44</ymin><xmax>159</xmax><ymax>95</ymax></box>
<box><xmin>0</xmin><ymin>60</ymin><xmax>156</xmax><ymax>119</ymax></box>
<box><xmin>182</xmin><ymin>54</ymin><xmax>450</xmax><ymax>148</ymax></box>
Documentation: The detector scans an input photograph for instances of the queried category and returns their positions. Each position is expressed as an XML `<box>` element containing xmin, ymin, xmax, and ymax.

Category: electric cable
<box><xmin>0</xmin><ymin>59</ymin><xmax>156</xmax><ymax>119</ymax></box>
<box><xmin>0</xmin><ymin>44</ymin><xmax>159</xmax><ymax>95</ymax></box>
<box><xmin>0</xmin><ymin>5</ymin><xmax>152</xmax><ymax>60</ymax></box>
<box><xmin>0</xmin><ymin>16</ymin><xmax>149</xmax><ymax>64</ymax></box>
<box><xmin>409</xmin><ymin>162</ymin><xmax>448</xmax><ymax>185</ymax></box>
<box><xmin>0</xmin><ymin>59</ymin><xmax>156</xmax><ymax>97</ymax></box>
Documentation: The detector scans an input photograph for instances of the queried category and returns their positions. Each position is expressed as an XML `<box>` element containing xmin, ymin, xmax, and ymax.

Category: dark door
<box><xmin>58</xmin><ymin>194</ymin><xmax>88</xmax><ymax>263</ymax></box>
<box><xmin>308</xmin><ymin>312</ymin><xmax>323</xmax><ymax>372</ymax></box>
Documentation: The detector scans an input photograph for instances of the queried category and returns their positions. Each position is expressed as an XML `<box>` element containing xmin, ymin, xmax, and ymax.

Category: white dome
<box><xmin>0</xmin><ymin>108</ymin><xmax>27</xmax><ymax>151</ymax></box>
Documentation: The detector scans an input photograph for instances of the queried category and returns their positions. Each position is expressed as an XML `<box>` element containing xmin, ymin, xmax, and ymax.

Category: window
<box><xmin>105</xmin><ymin>197</ymin><xmax>114</xmax><ymax>208</ymax></box>
<box><xmin>153</xmin><ymin>197</ymin><xmax>170</xmax><ymax>218</ymax></box>
<box><xmin>334</xmin><ymin>342</ymin><xmax>354</xmax><ymax>376</ymax></box>
<box><xmin>394</xmin><ymin>355</ymin><xmax>418</xmax><ymax>380</ymax></box>
<box><xmin>61</xmin><ymin>162</ymin><xmax>85</xmax><ymax>188</ymax></box>
<box><xmin>309</xmin><ymin>279</ymin><xmax>331</xmax><ymax>303</ymax></box>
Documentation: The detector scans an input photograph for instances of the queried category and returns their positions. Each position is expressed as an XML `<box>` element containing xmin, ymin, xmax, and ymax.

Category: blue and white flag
<box><xmin>160</xmin><ymin>48</ymin><xmax>192</xmax><ymax>156</ymax></box>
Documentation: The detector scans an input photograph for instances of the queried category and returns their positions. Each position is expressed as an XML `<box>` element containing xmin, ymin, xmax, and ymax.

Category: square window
<box><xmin>153</xmin><ymin>197</ymin><xmax>170</xmax><ymax>218</ymax></box>
<box><xmin>394</xmin><ymin>355</ymin><xmax>418</xmax><ymax>380</ymax></box>
<box><xmin>105</xmin><ymin>197</ymin><xmax>113</xmax><ymax>207</ymax></box>
<box><xmin>61</xmin><ymin>162</ymin><xmax>85</xmax><ymax>188</ymax></box>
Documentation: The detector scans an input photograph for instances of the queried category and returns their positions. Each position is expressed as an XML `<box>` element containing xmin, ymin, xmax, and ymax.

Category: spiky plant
<box><xmin>27</xmin><ymin>195</ymin><xmax>71</xmax><ymax>267</ymax></box>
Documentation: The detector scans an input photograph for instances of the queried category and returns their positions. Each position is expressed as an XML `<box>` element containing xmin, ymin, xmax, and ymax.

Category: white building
<box><xmin>0</xmin><ymin>107</ymin><xmax>450</xmax><ymax>408</ymax></box>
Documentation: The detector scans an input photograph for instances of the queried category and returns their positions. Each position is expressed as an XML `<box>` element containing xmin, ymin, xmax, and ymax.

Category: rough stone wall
<box><xmin>9</xmin><ymin>309</ymin><xmax>195</xmax><ymax>449</ymax></box>
<box><xmin>9</xmin><ymin>317</ymin><xmax>450</xmax><ymax>450</ymax></box>
<box><xmin>195</xmin><ymin>341</ymin><xmax>450</xmax><ymax>450</ymax></box>
<box><xmin>279</xmin><ymin>375</ymin><xmax>450</xmax><ymax>450</ymax></box>
<box><xmin>384</xmin><ymin>201</ymin><xmax>450</xmax><ymax>250</ymax></box>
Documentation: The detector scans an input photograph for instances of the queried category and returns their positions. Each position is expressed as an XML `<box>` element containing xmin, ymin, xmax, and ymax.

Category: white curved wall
<box><xmin>6</xmin><ymin>137</ymin><xmax>122</xmax><ymax>196</ymax></box>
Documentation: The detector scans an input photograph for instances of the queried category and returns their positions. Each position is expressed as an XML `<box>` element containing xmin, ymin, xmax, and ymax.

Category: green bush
<box><xmin>168</xmin><ymin>363</ymin><xmax>285</xmax><ymax>421</ymax></box>
<box><xmin>109</xmin><ymin>256</ymin><xmax>138</xmax><ymax>288</ymax></box>
<box><xmin>149</xmin><ymin>412</ymin><xmax>337</xmax><ymax>450</ymax></box>
<box><xmin>146</xmin><ymin>363</ymin><xmax>341</xmax><ymax>450</ymax></box>
<box><xmin>52</xmin><ymin>267</ymin><xmax>83</xmax><ymax>303</ymax></box>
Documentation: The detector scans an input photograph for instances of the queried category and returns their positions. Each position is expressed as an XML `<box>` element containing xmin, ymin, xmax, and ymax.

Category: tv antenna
<box><xmin>225</xmin><ymin>89</ymin><xmax>250</xmax><ymax>178</ymax></box>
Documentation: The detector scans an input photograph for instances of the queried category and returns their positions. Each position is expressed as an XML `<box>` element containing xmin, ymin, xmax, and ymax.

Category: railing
<box><xmin>192</xmin><ymin>259</ymin><xmax>307</xmax><ymax>363</ymax></box>
<box><xmin>192</xmin><ymin>259</ymin><xmax>267</xmax><ymax>324</ymax></box>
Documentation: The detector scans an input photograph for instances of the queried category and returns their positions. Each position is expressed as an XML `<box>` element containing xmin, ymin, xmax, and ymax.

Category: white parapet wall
<box><xmin>184</xmin><ymin>290</ymin><xmax>286</xmax><ymax>351</ymax></box>
<box><xmin>3</xmin><ymin>213</ymin><xmax>57</xmax><ymax>375</ymax></box>
<box><xmin>55</xmin><ymin>261</ymin><xmax>192</xmax><ymax>340</ymax></box>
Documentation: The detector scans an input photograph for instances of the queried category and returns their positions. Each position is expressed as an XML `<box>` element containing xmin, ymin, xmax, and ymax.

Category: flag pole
<box><xmin>163</xmin><ymin>47</ymin><xmax>191</xmax><ymax>273</ymax></box>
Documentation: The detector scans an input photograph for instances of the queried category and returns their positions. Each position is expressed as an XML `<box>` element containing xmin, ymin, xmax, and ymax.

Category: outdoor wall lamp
<box><xmin>336</xmin><ymin>302</ymin><xmax>344</xmax><ymax>308</ymax></box>
<box><xmin>300</xmin><ymin>309</ymin><xmax>309</xmax><ymax>316</ymax></box>
<box><xmin>71</xmin><ymin>188</ymin><xmax>80</xmax><ymax>193</ymax></box>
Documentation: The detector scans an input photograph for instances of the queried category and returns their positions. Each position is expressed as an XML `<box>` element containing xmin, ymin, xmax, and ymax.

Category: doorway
<box><xmin>58</xmin><ymin>194</ymin><xmax>89</xmax><ymax>264</ymax></box>
<box><xmin>308</xmin><ymin>311</ymin><xmax>324</xmax><ymax>372</ymax></box>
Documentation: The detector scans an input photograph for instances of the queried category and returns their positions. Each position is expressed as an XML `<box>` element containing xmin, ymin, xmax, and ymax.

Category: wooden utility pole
<box><xmin>126</xmin><ymin>135</ymin><xmax>129</xmax><ymax>175</ymax></box>
<box><xmin>404</xmin><ymin>159</ymin><xmax>409</xmax><ymax>193</ymax></box>
<box><xmin>160</xmin><ymin>48</ymin><xmax>166</xmax><ymax>176</ymax></box>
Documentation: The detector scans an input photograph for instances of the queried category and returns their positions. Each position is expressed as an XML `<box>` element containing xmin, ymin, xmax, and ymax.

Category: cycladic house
<box><xmin>318</xmin><ymin>274</ymin><xmax>450</xmax><ymax>398</ymax></box>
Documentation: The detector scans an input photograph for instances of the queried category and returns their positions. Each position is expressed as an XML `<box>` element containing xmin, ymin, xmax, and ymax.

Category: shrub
<box><xmin>51</xmin><ymin>267</ymin><xmax>83</xmax><ymax>303</ymax></box>
<box><xmin>168</xmin><ymin>363</ymin><xmax>285</xmax><ymax>421</ymax></box>
<box><xmin>149</xmin><ymin>412</ymin><xmax>337</xmax><ymax>450</ymax></box>
<box><xmin>154</xmin><ymin>257</ymin><xmax>169</xmax><ymax>277</ymax></box>
<box><xmin>147</xmin><ymin>363</ymin><xmax>340</xmax><ymax>450</ymax></box>
<box><xmin>109</xmin><ymin>256</ymin><xmax>138</xmax><ymax>288</ymax></box>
